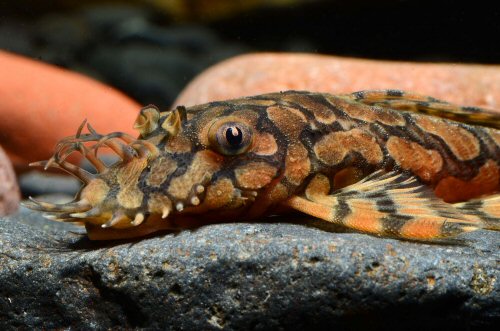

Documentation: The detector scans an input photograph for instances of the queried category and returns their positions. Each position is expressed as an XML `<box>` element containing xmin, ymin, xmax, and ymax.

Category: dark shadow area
<box><xmin>58</xmin><ymin>213</ymin><xmax>470</xmax><ymax>250</ymax></box>
<box><xmin>1</xmin><ymin>1</ymin><xmax>499</xmax><ymax>109</ymax></box>
<box><xmin>209</xmin><ymin>1</ymin><xmax>500</xmax><ymax>63</ymax></box>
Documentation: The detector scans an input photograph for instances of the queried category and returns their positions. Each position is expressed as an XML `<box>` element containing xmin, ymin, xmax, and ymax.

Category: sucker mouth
<box><xmin>22</xmin><ymin>117</ymin><xmax>262</xmax><ymax>233</ymax></box>
<box><xmin>25</xmin><ymin>185</ymin><xmax>258</xmax><ymax>230</ymax></box>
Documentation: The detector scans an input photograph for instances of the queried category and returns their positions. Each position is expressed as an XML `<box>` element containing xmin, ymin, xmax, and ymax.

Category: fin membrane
<box><xmin>283</xmin><ymin>171</ymin><xmax>480</xmax><ymax>240</ymax></box>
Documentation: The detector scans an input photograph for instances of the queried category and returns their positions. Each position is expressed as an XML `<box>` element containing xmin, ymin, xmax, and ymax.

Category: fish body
<box><xmin>25</xmin><ymin>90</ymin><xmax>500</xmax><ymax>240</ymax></box>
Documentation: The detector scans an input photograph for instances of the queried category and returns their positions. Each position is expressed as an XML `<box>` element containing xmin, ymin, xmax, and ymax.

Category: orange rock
<box><xmin>0</xmin><ymin>145</ymin><xmax>20</xmax><ymax>215</ymax></box>
<box><xmin>0</xmin><ymin>51</ymin><xmax>141</xmax><ymax>171</ymax></box>
<box><xmin>175</xmin><ymin>53</ymin><xmax>500</xmax><ymax>112</ymax></box>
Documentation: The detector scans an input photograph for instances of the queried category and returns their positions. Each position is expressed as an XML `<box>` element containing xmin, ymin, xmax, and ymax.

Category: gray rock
<box><xmin>0</xmin><ymin>207</ymin><xmax>498</xmax><ymax>330</ymax></box>
<box><xmin>19</xmin><ymin>171</ymin><xmax>81</xmax><ymax>197</ymax></box>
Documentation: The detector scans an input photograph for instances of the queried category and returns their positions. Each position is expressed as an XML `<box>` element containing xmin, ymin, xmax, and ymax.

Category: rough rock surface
<box><xmin>0</xmin><ymin>145</ymin><xmax>19</xmax><ymax>215</ymax></box>
<box><xmin>0</xmin><ymin>207</ymin><xmax>498</xmax><ymax>330</ymax></box>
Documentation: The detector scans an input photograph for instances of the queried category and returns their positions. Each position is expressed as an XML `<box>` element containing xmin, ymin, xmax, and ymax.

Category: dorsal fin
<box><xmin>344</xmin><ymin>90</ymin><xmax>500</xmax><ymax>129</ymax></box>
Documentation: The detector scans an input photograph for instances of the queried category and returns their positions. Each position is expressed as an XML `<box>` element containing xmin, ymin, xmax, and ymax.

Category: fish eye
<box><xmin>209</xmin><ymin>120</ymin><xmax>253</xmax><ymax>155</ymax></box>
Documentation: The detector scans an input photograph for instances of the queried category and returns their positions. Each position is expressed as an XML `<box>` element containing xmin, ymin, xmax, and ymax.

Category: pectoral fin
<box><xmin>282</xmin><ymin>171</ymin><xmax>481</xmax><ymax>240</ymax></box>
<box><xmin>455</xmin><ymin>194</ymin><xmax>500</xmax><ymax>231</ymax></box>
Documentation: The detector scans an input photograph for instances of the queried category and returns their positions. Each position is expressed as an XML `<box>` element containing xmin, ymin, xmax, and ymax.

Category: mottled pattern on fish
<box><xmin>25</xmin><ymin>90</ymin><xmax>500</xmax><ymax>240</ymax></box>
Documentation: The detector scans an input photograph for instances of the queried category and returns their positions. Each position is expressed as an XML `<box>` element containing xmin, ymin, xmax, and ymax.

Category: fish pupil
<box><xmin>225</xmin><ymin>126</ymin><xmax>243</xmax><ymax>147</ymax></box>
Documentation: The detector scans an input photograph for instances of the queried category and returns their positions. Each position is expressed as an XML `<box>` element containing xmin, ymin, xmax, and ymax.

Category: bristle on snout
<box><xmin>23</xmin><ymin>197</ymin><xmax>92</xmax><ymax>213</ymax></box>
<box><xmin>29</xmin><ymin>160</ymin><xmax>96</xmax><ymax>183</ymax></box>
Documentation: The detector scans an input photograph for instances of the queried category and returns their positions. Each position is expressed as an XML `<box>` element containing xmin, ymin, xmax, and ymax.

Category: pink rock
<box><xmin>0</xmin><ymin>145</ymin><xmax>20</xmax><ymax>216</ymax></box>
<box><xmin>175</xmin><ymin>53</ymin><xmax>500</xmax><ymax>112</ymax></box>
<box><xmin>0</xmin><ymin>51</ymin><xmax>141</xmax><ymax>171</ymax></box>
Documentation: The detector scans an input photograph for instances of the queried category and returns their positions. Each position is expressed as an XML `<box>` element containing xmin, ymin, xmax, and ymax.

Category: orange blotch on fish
<box><xmin>285</xmin><ymin>143</ymin><xmax>311</xmax><ymax>185</ymax></box>
<box><xmin>252</xmin><ymin>132</ymin><xmax>278</xmax><ymax>156</ymax></box>
<box><xmin>282</xmin><ymin>94</ymin><xmax>336</xmax><ymax>124</ymax></box>
<box><xmin>305</xmin><ymin>173</ymin><xmax>330</xmax><ymax>200</ymax></box>
<box><xmin>373</xmin><ymin>108</ymin><xmax>407</xmax><ymax>126</ymax></box>
<box><xmin>165</xmin><ymin>134</ymin><xmax>193</xmax><ymax>153</ymax></box>
<box><xmin>116</xmin><ymin>158</ymin><xmax>148</xmax><ymax>209</ymax></box>
<box><xmin>266</xmin><ymin>105</ymin><xmax>307</xmax><ymax>139</ymax></box>
<box><xmin>80</xmin><ymin>178</ymin><xmax>110</xmax><ymax>206</ymax></box>
<box><xmin>203</xmin><ymin>178</ymin><xmax>235</xmax><ymax>209</ymax></box>
<box><xmin>434</xmin><ymin>159</ymin><xmax>499</xmax><ymax>202</ymax></box>
<box><xmin>312</xmin><ymin>109</ymin><xmax>336</xmax><ymax>125</ymax></box>
<box><xmin>342</xmin><ymin>199</ymin><xmax>385</xmax><ymax>234</ymax></box>
<box><xmin>267</xmin><ymin>182</ymin><xmax>289</xmax><ymax>202</ymax></box>
<box><xmin>234</xmin><ymin>162</ymin><xmax>277</xmax><ymax>190</ymax></box>
<box><xmin>146</xmin><ymin>156</ymin><xmax>177</xmax><ymax>187</ymax></box>
<box><xmin>167</xmin><ymin>150</ymin><xmax>222</xmax><ymax>200</ymax></box>
<box><xmin>314</xmin><ymin>128</ymin><xmax>383</xmax><ymax>166</ymax></box>
<box><xmin>230</xmin><ymin>109</ymin><xmax>260</xmax><ymax>126</ymax></box>
<box><xmin>415</xmin><ymin>115</ymin><xmax>480</xmax><ymax>161</ymax></box>
<box><xmin>327</xmin><ymin>97</ymin><xmax>406</xmax><ymax>126</ymax></box>
<box><xmin>386</xmin><ymin>136</ymin><xmax>443</xmax><ymax>182</ymax></box>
